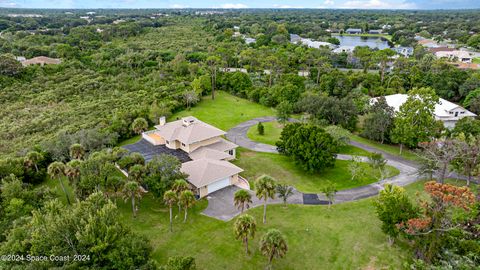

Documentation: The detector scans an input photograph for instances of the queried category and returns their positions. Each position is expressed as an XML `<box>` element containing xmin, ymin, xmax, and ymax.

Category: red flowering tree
<box><xmin>397</xmin><ymin>181</ymin><xmax>476</xmax><ymax>263</ymax></box>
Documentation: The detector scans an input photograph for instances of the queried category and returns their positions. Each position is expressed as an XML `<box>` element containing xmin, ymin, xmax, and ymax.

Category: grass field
<box><xmin>473</xmin><ymin>58</ymin><xmax>480</xmax><ymax>64</ymax></box>
<box><xmin>171</xmin><ymin>91</ymin><xmax>275</xmax><ymax>131</ymax></box>
<box><xmin>113</xmin><ymin>180</ymin><xmax>450</xmax><ymax>269</ymax></box>
<box><xmin>350</xmin><ymin>134</ymin><xmax>419</xmax><ymax>162</ymax></box>
<box><xmin>233</xmin><ymin>148</ymin><xmax>399</xmax><ymax>192</ymax></box>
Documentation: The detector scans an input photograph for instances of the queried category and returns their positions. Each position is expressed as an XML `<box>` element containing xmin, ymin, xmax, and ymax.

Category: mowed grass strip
<box><xmin>233</xmin><ymin>148</ymin><xmax>400</xmax><ymax>192</ymax></box>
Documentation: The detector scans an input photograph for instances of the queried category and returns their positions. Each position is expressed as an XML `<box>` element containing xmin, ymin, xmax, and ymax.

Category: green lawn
<box><xmin>247</xmin><ymin>121</ymin><xmax>284</xmax><ymax>146</ymax></box>
<box><xmin>350</xmin><ymin>135</ymin><xmax>419</xmax><ymax>162</ymax></box>
<box><xmin>473</xmin><ymin>58</ymin><xmax>480</xmax><ymax>64</ymax></box>
<box><xmin>116</xmin><ymin>187</ymin><xmax>415</xmax><ymax>270</ymax></box>
<box><xmin>233</xmin><ymin>148</ymin><xmax>399</xmax><ymax>192</ymax></box>
<box><xmin>171</xmin><ymin>91</ymin><xmax>275</xmax><ymax>131</ymax></box>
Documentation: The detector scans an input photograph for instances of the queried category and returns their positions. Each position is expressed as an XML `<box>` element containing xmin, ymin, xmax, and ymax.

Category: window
<box><xmin>166</xmin><ymin>140</ymin><xmax>169</xmax><ymax>144</ymax></box>
<box><xmin>228</xmin><ymin>150</ymin><xmax>234</xmax><ymax>155</ymax></box>
<box><xmin>182</xmin><ymin>143</ymin><xmax>186</xmax><ymax>147</ymax></box>
<box><xmin>455</xmin><ymin>112</ymin><xmax>459</xmax><ymax>117</ymax></box>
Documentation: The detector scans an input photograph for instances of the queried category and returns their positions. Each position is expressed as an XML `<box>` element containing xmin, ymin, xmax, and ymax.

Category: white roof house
<box><xmin>435</xmin><ymin>50</ymin><xmax>473</xmax><ymax>63</ymax></box>
<box><xmin>373</xmin><ymin>94</ymin><xmax>476</xmax><ymax>128</ymax></box>
<box><xmin>140</xmin><ymin>116</ymin><xmax>246</xmax><ymax>197</ymax></box>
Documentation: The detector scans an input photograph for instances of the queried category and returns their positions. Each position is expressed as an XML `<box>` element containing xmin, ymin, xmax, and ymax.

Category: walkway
<box><xmin>203</xmin><ymin>116</ymin><xmax>420</xmax><ymax>221</ymax></box>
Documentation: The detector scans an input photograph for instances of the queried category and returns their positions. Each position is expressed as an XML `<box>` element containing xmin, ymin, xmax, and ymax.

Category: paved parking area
<box><xmin>122</xmin><ymin>139</ymin><xmax>191</xmax><ymax>163</ymax></box>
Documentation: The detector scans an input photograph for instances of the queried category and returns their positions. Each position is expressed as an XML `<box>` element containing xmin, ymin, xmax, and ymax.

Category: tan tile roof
<box><xmin>154</xmin><ymin>117</ymin><xmax>225</xmax><ymax>145</ymax></box>
<box><xmin>189</xmin><ymin>148</ymin><xmax>231</xmax><ymax>160</ymax></box>
<box><xmin>201</xmin><ymin>138</ymin><xmax>238</xmax><ymax>152</ymax></box>
<box><xmin>181</xmin><ymin>158</ymin><xmax>243</xmax><ymax>187</ymax></box>
<box><xmin>22</xmin><ymin>56</ymin><xmax>61</xmax><ymax>66</ymax></box>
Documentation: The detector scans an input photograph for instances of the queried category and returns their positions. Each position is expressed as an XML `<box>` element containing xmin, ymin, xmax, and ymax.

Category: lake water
<box><xmin>333</xmin><ymin>35</ymin><xmax>392</xmax><ymax>49</ymax></box>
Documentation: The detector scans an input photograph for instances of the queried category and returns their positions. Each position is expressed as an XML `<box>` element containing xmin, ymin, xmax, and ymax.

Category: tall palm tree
<box><xmin>260</xmin><ymin>229</ymin><xmax>288</xmax><ymax>269</ymax></box>
<box><xmin>69</xmin><ymin>143</ymin><xmax>85</xmax><ymax>160</ymax></box>
<box><xmin>24</xmin><ymin>151</ymin><xmax>42</xmax><ymax>172</ymax></box>
<box><xmin>276</xmin><ymin>184</ymin><xmax>294</xmax><ymax>207</ymax></box>
<box><xmin>163</xmin><ymin>190</ymin><xmax>177</xmax><ymax>232</ymax></box>
<box><xmin>179</xmin><ymin>190</ymin><xmax>195</xmax><ymax>223</ymax></box>
<box><xmin>128</xmin><ymin>164</ymin><xmax>145</xmax><ymax>183</ymax></box>
<box><xmin>234</xmin><ymin>214</ymin><xmax>257</xmax><ymax>255</ymax></box>
<box><xmin>65</xmin><ymin>159</ymin><xmax>82</xmax><ymax>187</ymax></box>
<box><xmin>172</xmin><ymin>179</ymin><xmax>189</xmax><ymax>213</ymax></box>
<box><xmin>47</xmin><ymin>161</ymin><xmax>70</xmax><ymax>205</ymax></box>
<box><xmin>122</xmin><ymin>181</ymin><xmax>143</xmax><ymax>218</ymax></box>
<box><xmin>234</xmin><ymin>189</ymin><xmax>252</xmax><ymax>213</ymax></box>
<box><xmin>255</xmin><ymin>175</ymin><xmax>277</xmax><ymax>224</ymax></box>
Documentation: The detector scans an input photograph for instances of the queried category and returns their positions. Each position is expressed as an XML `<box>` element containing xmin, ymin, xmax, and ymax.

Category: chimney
<box><xmin>159</xmin><ymin>116</ymin><xmax>166</xmax><ymax>126</ymax></box>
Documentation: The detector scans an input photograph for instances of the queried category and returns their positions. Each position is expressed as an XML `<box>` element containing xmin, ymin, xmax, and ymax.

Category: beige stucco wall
<box><xmin>185</xmin><ymin>136</ymin><xmax>222</xmax><ymax>153</ymax></box>
<box><xmin>229</xmin><ymin>174</ymin><xmax>239</xmax><ymax>185</ymax></box>
<box><xmin>198</xmin><ymin>186</ymin><xmax>209</xmax><ymax>198</ymax></box>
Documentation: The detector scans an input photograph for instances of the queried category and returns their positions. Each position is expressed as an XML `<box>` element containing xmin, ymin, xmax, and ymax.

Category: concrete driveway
<box><xmin>202</xmin><ymin>185</ymin><xmax>303</xmax><ymax>221</ymax></box>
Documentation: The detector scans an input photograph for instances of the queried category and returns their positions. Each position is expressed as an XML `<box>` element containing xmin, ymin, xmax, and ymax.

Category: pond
<box><xmin>333</xmin><ymin>34</ymin><xmax>392</xmax><ymax>49</ymax></box>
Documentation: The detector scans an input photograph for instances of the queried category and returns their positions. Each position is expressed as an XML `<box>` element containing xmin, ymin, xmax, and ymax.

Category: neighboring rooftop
<box><xmin>22</xmin><ymin>56</ymin><xmax>61</xmax><ymax>66</ymax></box>
<box><xmin>374</xmin><ymin>94</ymin><xmax>476</xmax><ymax>119</ymax></box>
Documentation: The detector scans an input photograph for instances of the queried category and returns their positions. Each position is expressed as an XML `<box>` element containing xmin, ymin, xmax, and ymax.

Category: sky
<box><xmin>0</xmin><ymin>0</ymin><xmax>479</xmax><ymax>10</ymax></box>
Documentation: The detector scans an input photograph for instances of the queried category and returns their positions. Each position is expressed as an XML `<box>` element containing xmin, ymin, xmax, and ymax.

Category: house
<box><xmin>139</xmin><ymin>116</ymin><xmax>246</xmax><ymax>198</ymax></box>
<box><xmin>435</xmin><ymin>50</ymin><xmax>472</xmax><ymax>63</ymax></box>
<box><xmin>373</xmin><ymin>94</ymin><xmax>476</xmax><ymax>129</ymax></box>
<box><xmin>368</xmin><ymin>29</ymin><xmax>382</xmax><ymax>34</ymax></box>
<box><xmin>346</xmin><ymin>28</ymin><xmax>362</xmax><ymax>34</ymax></box>
<box><xmin>393</xmin><ymin>47</ymin><xmax>414</xmax><ymax>57</ymax></box>
<box><xmin>21</xmin><ymin>56</ymin><xmax>61</xmax><ymax>67</ymax></box>
<box><xmin>332</xmin><ymin>46</ymin><xmax>355</xmax><ymax>54</ymax></box>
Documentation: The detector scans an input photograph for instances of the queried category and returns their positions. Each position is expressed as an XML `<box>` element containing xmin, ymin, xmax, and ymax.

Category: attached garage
<box><xmin>207</xmin><ymin>177</ymin><xmax>230</xmax><ymax>194</ymax></box>
<box><xmin>181</xmin><ymin>158</ymin><xmax>243</xmax><ymax>198</ymax></box>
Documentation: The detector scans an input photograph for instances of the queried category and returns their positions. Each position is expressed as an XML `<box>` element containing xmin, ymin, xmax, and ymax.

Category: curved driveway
<box><xmin>203</xmin><ymin>116</ymin><xmax>419</xmax><ymax>221</ymax></box>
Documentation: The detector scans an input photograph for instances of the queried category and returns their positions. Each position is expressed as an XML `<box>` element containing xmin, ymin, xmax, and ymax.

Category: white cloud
<box><xmin>218</xmin><ymin>3</ymin><xmax>248</xmax><ymax>8</ymax></box>
<box><xmin>339</xmin><ymin>0</ymin><xmax>417</xmax><ymax>9</ymax></box>
<box><xmin>273</xmin><ymin>4</ymin><xmax>305</xmax><ymax>8</ymax></box>
<box><xmin>170</xmin><ymin>3</ymin><xmax>189</xmax><ymax>8</ymax></box>
<box><xmin>0</xmin><ymin>0</ymin><xmax>17</xmax><ymax>7</ymax></box>
<box><xmin>325</xmin><ymin>0</ymin><xmax>335</xmax><ymax>5</ymax></box>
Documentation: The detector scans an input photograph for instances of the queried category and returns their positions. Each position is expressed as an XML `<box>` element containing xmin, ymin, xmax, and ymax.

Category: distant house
<box><xmin>373</xmin><ymin>94</ymin><xmax>476</xmax><ymax>129</ymax></box>
<box><xmin>435</xmin><ymin>50</ymin><xmax>472</xmax><ymax>63</ymax></box>
<box><xmin>22</xmin><ymin>56</ymin><xmax>61</xmax><ymax>67</ymax></box>
<box><xmin>137</xmin><ymin>116</ymin><xmax>246</xmax><ymax>198</ymax></box>
<box><xmin>428</xmin><ymin>47</ymin><xmax>455</xmax><ymax>54</ymax></box>
<box><xmin>219</xmin><ymin>67</ymin><xmax>248</xmax><ymax>74</ymax></box>
<box><xmin>393</xmin><ymin>47</ymin><xmax>414</xmax><ymax>57</ymax></box>
<box><xmin>345</xmin><ymin>28</ymin><xmax>362</xmax><ymax>34</ymax></box>
<box><xmin>332</xmin><ymin>46</ymin><xmax>356</xmax><ymax>54</ymax></box>
<box><xmin>368</xmin><ymin>29</ymin><xmax>382</xmax><ymax>34</ymax></box>
<box><xmin>289</xmin><ymin>34</ymin><xmax>334</xmax><ymax>49</ymax></box>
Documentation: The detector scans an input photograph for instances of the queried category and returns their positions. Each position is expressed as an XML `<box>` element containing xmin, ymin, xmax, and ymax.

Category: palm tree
<box><xmin>24</xmin><ymin>151</ymin><xmax>42</xmax><ymax>172</ymax></box>
<box><xmin>128</xmin><ymin>164</ymin><xmax>145</xmax><ymax>183</ymax></box>
<box><xmin>276</xmin><ymin>184</ymin><xmax>294</xmax><ymax>207</ymax></box>
<box><xmin>172</xmin><ymin>179</ymin><xmax>189</xmax><ymax>213</ymax></box>
<box><xmin>69</xmin><ymin>143</ymin><xmax>85</xmax><ymax>160</ymax></box>
<box><xmin>179</xmin><ymin>190</ymin><xmax>195</xmax><ymax>223</ymax></box>
<box><xmin>234</xmin><ymin>189</ymin><xmax>252</xmax><ymax>213</ymax></box>
<box><xmin>131</xmin><ymin>117</ymin><xmax>148</xmax><ymax>135</ymax></box>
<box><xmin>234</xmin><ymin>214</ymin><xmax>257</xmax><ymax>255</ymax></box>
<box><xmin>260</xmin><ymin>229</ymin><xmax>288</xmax><ymax>269</ymax></box>
<box><xmin>122</xmin><ymin>181</ymin><xmax>143</xmax><ymax>218</ymax></box>
<box><xmin>255</xmin><ymin>175</ymin><xmax>277</xmax><ymax>224</ymax></box>
<box><xmin>163</xmin><ymin>190</ymin><xmax>177</xmax><ymax>232</ymax></box>
<box><xmin>47</xmin><ymin>161</ymin><xmax>71</xmax><ymax>205</ymax></box>
<box><xmin>65</xmin><ymin>159</ymin><xmax>82</xmax><ymax>187</ymax></box>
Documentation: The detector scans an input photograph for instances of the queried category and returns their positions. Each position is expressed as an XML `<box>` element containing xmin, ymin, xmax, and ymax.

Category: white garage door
<box><xmin>207</xmin><ymin>177</ymin><xmax>230</xmax><ymax>194</ymax></box>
